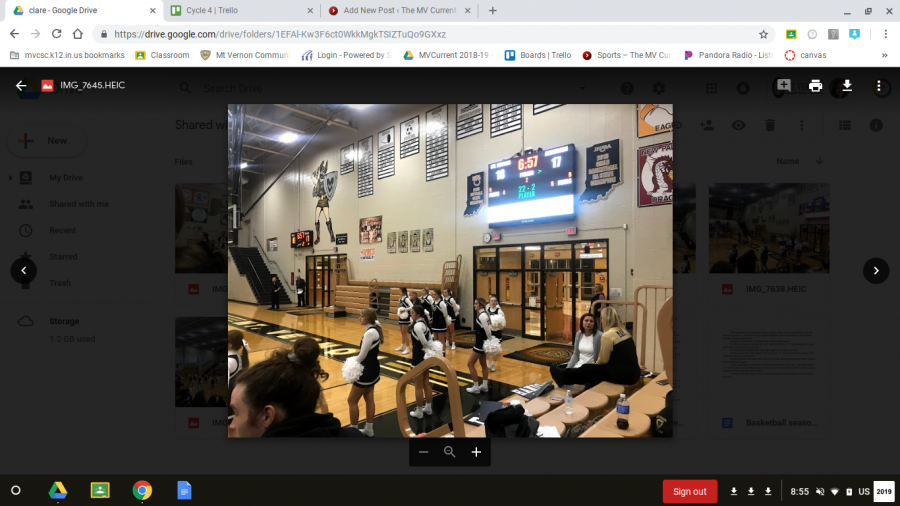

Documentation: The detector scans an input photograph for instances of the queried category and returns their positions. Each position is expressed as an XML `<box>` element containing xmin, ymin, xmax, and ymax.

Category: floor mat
<box><xmin>286</xmin><ymin>308</ymin><xmax>326</xmax><ymax>316</ymax></box>
<box><xmin>505</xmin><ymin>343</ymin><xmax>573</xmax><ymax>367</ymax></box>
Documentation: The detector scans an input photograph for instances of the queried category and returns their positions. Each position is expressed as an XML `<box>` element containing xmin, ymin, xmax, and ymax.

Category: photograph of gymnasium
<box><xmin>709</xmin><ymin>183</ymin><xmax>830</xmax><ymax>273</ymax></box>
<box><xmin>175</xmin><ymin>183</ymin><xmax>229</xmax><ymax>273</ymax></box>
<box><xmin>225</xmin><ymin>104</ymin><xmax>674</xmax><ymax>438</ymax></box>
<box><xmin>673</xmin><ymin>183</ymin><xmax>696</xmax><ymax>274</ymax></box>
<box><xmin>176</xmin><ymin>317</ymin><xmax>229</xmax><ymax>408</ymax></box>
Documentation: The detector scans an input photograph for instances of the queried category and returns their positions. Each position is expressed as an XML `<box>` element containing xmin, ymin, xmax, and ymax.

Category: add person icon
<box><xmin>702</xmin><ymin>120</ymin><xmax>715</xmax><ymax>131</ymax></box>
<box><xmin>18</xmin><ymin>199</ymin><xmax>33</xmax><ymax>210</ymax></box>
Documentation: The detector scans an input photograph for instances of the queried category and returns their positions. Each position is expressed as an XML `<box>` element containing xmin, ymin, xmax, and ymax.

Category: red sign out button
<box><xmin>663</xmin><ymin>480</ymin><xmax>718</xmax><ymax>504</ymax></box>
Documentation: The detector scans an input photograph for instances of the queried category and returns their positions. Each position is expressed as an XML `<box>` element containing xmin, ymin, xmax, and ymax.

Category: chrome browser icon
<box><xmin>133</xmin><ymin>481</ymin><xmax>153</xmax><ymax>500</ymax></box>
<box><xmin>48</xmin><ymin>481</ymin><xmax>68</xmax><ymax>499</ymax></box>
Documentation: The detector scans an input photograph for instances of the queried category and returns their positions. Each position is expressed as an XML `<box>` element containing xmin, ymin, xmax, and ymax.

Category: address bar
<box><xmin>97</xmin><ymin>24</ymin><xmax>775</xmax><ymax>43</ymax></box>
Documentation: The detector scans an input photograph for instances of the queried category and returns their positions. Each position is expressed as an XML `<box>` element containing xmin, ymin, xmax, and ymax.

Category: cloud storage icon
<box><xmin>18</xmin><ymin>316</ymin><xmax>34</xmax><ymax>326</ymax></box>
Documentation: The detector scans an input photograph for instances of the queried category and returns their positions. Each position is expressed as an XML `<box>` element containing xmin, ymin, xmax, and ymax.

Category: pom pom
<box><xmin>483</xmin><ymin>337</ymin><xmax>503</xmax><ymax>358</ymax></box>
<box><xmin>342</xmin><ymin>357</ymin><xmax>364</xmax><ymax>383</ymax></box>
<box><xmin>397</xmin><ymin>307</ymin><xmax>409</xmax><ymax>319</ymax></box>
<box><xmin>423</xmin><ymin>339</ymin><xmax>444</xmax><ymax>359</ymax></box>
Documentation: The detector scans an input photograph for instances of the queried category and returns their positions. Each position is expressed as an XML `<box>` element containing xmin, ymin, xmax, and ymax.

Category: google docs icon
<box><xmin>177</xmin><ymin>481</ymin><xmax>192</xmax><ymax>500</ymax></box>
<box><xmin>504</xmin><ymin>50</ymin><xmax>515</xmax><ymax>61</ymax></box>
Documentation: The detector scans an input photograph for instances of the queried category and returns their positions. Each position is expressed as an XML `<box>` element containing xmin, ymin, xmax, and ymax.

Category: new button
<box><xmin>663</xmin><ymin>480</ymin><xmax>718</xmax><ymax>504</ymax></box>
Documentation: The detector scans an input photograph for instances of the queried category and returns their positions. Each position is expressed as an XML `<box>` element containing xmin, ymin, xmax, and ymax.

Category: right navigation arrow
<box><xmin>875</xmin><ymin>267</ymin><xmax>880</xmax><ymax>275</ymax></box>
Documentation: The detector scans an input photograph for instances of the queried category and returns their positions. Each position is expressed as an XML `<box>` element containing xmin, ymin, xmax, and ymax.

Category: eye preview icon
<box><xmin>133</xmin><ymin>481</ymin><xmax>152</xmax><ymax>500</ymax></box>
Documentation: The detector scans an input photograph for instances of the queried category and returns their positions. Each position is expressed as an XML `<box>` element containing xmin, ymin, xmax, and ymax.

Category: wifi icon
<box><xmin>830</xmin><ymin>488</ymin><xmax>840</xmax><ymax>496</ymax></box>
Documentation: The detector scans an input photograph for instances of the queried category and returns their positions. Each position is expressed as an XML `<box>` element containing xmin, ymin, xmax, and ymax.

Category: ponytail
<box><xmin>228</xmin><ymin>330</ymin><xmax>251</xmax><ymax>370</ymax></box>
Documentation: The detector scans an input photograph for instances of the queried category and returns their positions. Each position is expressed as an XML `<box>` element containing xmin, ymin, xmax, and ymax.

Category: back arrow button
<box><xmin>10</xmin><ymin>29</ymin><xmax>19</xmax><ymax>38</ymax></box>
<box><xmin>15</xmin><ymin>80</ymin><xmax>26</xmax><ymax>91</ymax></box>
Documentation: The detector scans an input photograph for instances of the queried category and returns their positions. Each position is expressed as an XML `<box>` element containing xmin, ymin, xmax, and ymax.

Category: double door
<box><xmin>305</xmin><ymin>254</ymin><xmax>348</xmax><ymax>307</ymax></box>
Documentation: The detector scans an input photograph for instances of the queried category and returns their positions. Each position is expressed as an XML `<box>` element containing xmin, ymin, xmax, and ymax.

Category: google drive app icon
<box><xmin>48</xmin><ymin>481</ymin><xmax>68</xmax><ymax>499</ymax></box>
<box><xmin>14</xmin><ymin>5</ymin><xmax>24</xmax><ymax>15</ymax></box>
<box><xmin>404</xmin><ymin>51</ymin><xmax>414</xmax><ymax>60</ymax></box>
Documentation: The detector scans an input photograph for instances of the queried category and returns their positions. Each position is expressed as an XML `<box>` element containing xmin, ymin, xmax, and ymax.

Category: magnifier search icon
<box><xmin>444</xmin><ymin>446</ymin><xmax>456</xmax><ymax>458</ymax></box>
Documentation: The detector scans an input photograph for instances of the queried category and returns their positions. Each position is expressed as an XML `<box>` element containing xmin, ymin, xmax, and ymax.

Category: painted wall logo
<box><xmin>637</xmin><ymin>104</ymin><xmax>674</xmax><ymax>137</ymax></box>
<box><xmin>637</xmin><ymin>141</ymin><xmax>674</xmax><ymax>207</ymax></box>
<box><xmin>360</xmin><ymin>248</ymin><xmax>376</xmax><ymax>261</ymax></box>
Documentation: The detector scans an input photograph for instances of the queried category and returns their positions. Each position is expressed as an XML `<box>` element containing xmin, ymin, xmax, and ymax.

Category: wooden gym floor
<box><xmin>708</xmin><ymin>233</ymin><xmax>827</xmax><ymax>273</ymax></box>
<box><xmin>228</xmin><ymin>301</ymin><xmax>557</xmax><ymax>437</ymax></box>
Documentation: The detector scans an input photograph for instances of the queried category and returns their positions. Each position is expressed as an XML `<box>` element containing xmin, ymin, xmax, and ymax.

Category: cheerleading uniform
<box><xmin>474</xmin><ymin>309</ymin><xmax>491</xmax><ymax>355</ymax></box>
<box><xmin>431</xmin><ymin>298</ymin><xmax>448</xmax><ymax>332</ymax></box>
<box><xmin>398</xmin><ymin>295</ymin><xmax>413</xmax><ymax>325</ymax></box>
<box><xmin>354</xmin><ymin>325</ymin><xmax>382</xmax><ymax>387</ymax></box>
<box><xmin>410</xmin><ymin>318</ymin><xmax>432</xmax><ymax>366</ymax></box>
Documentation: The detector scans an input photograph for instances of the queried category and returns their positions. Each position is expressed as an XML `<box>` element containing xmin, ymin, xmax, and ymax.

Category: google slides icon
<box><xmin>133</xmin><ymin>481</ymin><xmax>153</xmax><ymax>500</ymax></box>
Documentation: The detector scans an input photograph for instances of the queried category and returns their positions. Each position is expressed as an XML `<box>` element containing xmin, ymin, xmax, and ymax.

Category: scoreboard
<box><xmin>487</xmin><ymin>143</ymin><xmax>576</xmax><ymax>227</ymax></box>
<box><xmin>291</xmin><ymin>231</ymin><xmax>313</xmax><ymax>248</ymax></box>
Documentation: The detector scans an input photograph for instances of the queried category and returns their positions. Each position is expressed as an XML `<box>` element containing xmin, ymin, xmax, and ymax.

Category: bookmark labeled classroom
<box><xmin>11</xmin><ymin>251</ymin><xmax>37</xmax><ymax>289</ymax></box>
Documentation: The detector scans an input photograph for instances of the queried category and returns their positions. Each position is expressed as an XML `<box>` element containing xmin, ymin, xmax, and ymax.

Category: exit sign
<box><xmin>566</xmin><ymin>227</ymin><xmax>577</xmax><ymax>235</ymax></box>
<box><xmin>493</xmin><ymin>233</ymin><xmax>501</xmax><ymax>241</ymax></box>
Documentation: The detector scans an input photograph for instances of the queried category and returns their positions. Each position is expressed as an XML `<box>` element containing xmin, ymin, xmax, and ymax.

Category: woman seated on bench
<box><xmin>548</xmin><ymin>307</ymin><xmax>641</xmax><ymax>388</ymax></box>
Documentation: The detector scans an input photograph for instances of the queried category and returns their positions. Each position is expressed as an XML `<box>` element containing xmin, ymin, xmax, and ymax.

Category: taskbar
<box><xmin>1</xmin><ymin>475</ymin><xmax>895</xmax><ymax>504</ymax></box>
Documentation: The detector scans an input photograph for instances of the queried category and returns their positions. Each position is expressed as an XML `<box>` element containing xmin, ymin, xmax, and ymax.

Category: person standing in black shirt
<box><xmin>270</xmin><ymin>276</ymin><xmax>282</xmax><ymax>310</ymax></box>
<box><xmin>296</xmin><ymin>276</ymin><xmax>307</xmax><ymax>307</ymax></box>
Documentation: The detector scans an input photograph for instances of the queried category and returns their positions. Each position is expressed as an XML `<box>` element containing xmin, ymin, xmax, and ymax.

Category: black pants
<box><xmin>271</xmin><ymin>293</ymin><xmax>280</xmax><ymax>309</ymax></box>
<box><xmin>297</xmin><ymin>292</ymin><xmax>306</xmax><ymax>307</ymax></box>
<box><xmin>549</xmin><ymin>363</ymin><xmax>612</xmax><ymax>388</ymax></box>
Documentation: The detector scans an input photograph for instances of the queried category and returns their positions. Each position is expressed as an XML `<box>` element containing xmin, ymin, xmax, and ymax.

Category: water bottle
<box><xmin>616</xmin><ymin>393</ymin><xmax>630</xmax><ymax>429</ymax></box>
<box><xmin>564</xmin><ymin>389</ymin><xmax>574</xmax><ymax>415</ymax></box>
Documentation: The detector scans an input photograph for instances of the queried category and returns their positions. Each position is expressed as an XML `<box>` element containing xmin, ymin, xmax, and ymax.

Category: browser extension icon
<box><xmin>504</xmin><ymin>50</ymin><xmax>515</xmax><ymax>61</ymax></box>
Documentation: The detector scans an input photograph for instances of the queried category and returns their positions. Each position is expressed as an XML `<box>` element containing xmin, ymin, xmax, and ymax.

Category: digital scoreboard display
<box><xmin>487</xmin><ymin>143</ymin><xmax>576</xmax><ymax>227</ymax></box>
<box><xmin>291</xmin><ymin>231</ymin><xmax>313</xmax><ymax>248</ymax></box>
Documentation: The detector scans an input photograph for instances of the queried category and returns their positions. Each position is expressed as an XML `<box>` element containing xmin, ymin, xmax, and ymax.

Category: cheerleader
<box><xmin>486</xmin><ymin>294</ymin><xmax>505</xmax><ymax>372</ymax></box>
<box><xmin>417</xmin><ymin>289</ymin><xmax>433</xmax><ymax>323</ymax></box>
<box><xmin>347</xmin><ymin>308</ymin><xmax>382</xmax><ymax>437</ymax></box>
<box><xmin>227</xmin><ymin>330</ymin><xmax>250</xmax><ymax>387</ymax></box>
<box><xmin>409</xmin><ymin>305</ymin><xmax>434</xmax><ymax>419</ymax></box>
<box><xmin>466</xmin><ymin>298</ymin><xmax>491</xmax><ymax>394</ymax></box>
<box><xmin>395</xmin><ymin>287</ymin><xmax>413</xmax><ymax>355</ymax></box>
<box><xmin>430</xmin><ymin>290</ymin><xmax>449</xmax><ymax>348</ymax></box>
<box><xmin>442</xmin><ymin>287</ymin><xmax>460</xmax><ymax>350</ymax></box>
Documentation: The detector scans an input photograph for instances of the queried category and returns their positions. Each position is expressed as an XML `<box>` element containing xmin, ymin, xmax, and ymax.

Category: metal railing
<box><xmin>253</xmin><ymin>236</ymin><xmax>296</xmax><ymax>304</ymax></box>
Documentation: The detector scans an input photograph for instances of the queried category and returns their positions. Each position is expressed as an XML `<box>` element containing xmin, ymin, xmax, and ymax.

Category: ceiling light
<box><xmin>240</xmin><ymin>162</ymin><xmax>248</xmax><ymax>169</ymax></box>
<box><xmin>347</xmin><ymin>104</ymin><xmax>371</xmax><ymax>110</ymax></box>
<box><xmin>279</xmin><ymin>132</ymin><xmax>299</xmax><ymax>143</ymax></box>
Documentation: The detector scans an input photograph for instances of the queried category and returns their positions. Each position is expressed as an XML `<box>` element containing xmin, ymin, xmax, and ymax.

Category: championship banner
<box><xmin>377</xmin><ymin>126</ymin><xmax>395</xmax><ymax>179</ymax></box>
<box><xmin>340</xmin><ymin>144</ymin><xmax>355</xmax><ymax>175</ymax></box>
<box><xmin>456</xmin><ymin>104</ymin><xmax>484</xmax><ymax>140</ymax></box>
<box><xmin>400</xmin><ymin>116</ymin><xmax>420</xmax><ymax>158</ymax></box>
<box><xmin>425</xmin><ymin>105</ymin><xmax>449</xmax><ymax>181</ymax></box>
<box><xmin>580</xmin><ymin>139</ymin><xmax>621</xmax><ymax>203</ymax></box>
<box><xmin>637</xmin><ymin>141</ymin><xmax>673</xmax><ymax>207</ymax></box>
<box><xmin>359</xmin><ymin>215</ymin><xmax>382</xmax><ymax>244</ymax></box>
<box><xmin>636</xmin><ymin>104</ymin><xmax>674</xmax><ymax>138</ymax></box>
<box><xmin>464</xmin><ymin>172</ymin><xmax>485</xmax><ymax>216</ymax></box>
<box><xmin>357</xmin><ymin>136</ymin><xmax>374</xmax><ymax>198</ymax></box>
<box><xmin>534</xmin><ymin>104</ymin><xmax>564</xmax><ymax>115</ymax></box>
<box><xmin>490</xmin><ymin>104</ymin><xmax>522</xmax><ymax>138</ymax></box>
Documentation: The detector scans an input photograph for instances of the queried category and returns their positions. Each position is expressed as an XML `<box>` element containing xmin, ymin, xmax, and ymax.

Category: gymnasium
<box><xmin>708</xmin><ymin>183</ymin><xmax>830</xmax><ymax>274</ymax></box>
<box><xmin>226</xmin><ymin>104</ymin><xmax>675</xmax><ymax>438</ymax></box>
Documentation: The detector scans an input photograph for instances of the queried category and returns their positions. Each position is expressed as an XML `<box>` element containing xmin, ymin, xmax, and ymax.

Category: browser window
<box><xmin>1</xmin><ymin>1</ymin><xmax>897</xmax><ymax>504</ymax></box>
